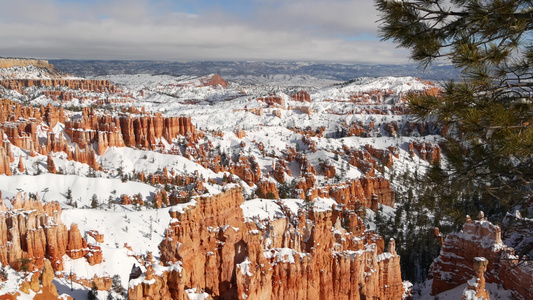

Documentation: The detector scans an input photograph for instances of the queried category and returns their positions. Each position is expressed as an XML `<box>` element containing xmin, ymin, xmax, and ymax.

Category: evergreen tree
<box><xmin>377</xmin><ymin>0</ymin><xmax>533</xmax><ymax>213</ymax></box>
<box><xmin>66</xmin><ymin>188</ymin><xmax>73</xmax><ymax>206</ymax></box>
<box><xmin>111</xmin><ymin>274</ymin><xmax>124</xmax><ymax>295</ymax></box>
<box><xmin>87</xmin><ymin>281</ymin><xmax>98</xmax><ymax>300</ymax></box>
<box><xmin>91</xmin><ymin>194</ymin><xmax>99</xmax><ymax>209</ymax></box>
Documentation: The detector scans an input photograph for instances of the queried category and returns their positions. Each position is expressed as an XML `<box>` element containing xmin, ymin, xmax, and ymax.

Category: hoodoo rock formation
<box><xmin>0</xmin><ymin>100</ymin><xmax>197</xmax><ymax>175</ymax></box>
<box><xmin>64</xmin><ymin>107</ymin><xmax>196</xmax><ymax>153</ymax></box>
<box><xmin>255</xmin><ymin>179</ymin><xmax>279</xmax><ymax>199</ymax></box>
<box><xmin>18</xmin><ymin>259</ymin><xmax>69</xmax><ymax>300</ymax></box>
<box><xmin>0</xmin><ymin>193</ymin><xmax>102</xmax><ymax>272</ymax></box>
<box><xmin>228</xmin><ymin>156</ymin><xmax>261</xmax><ymax>186</ymax></box>
<box><xmin>291</xmin><ymin>90</ymin><xmax>311</xmax><ymax>102</ymax></box>
<box><xmin>128</xmin><ymin>187</ymin><xmax>404</xmax><ymax>299</ymax></box>
<box><xmin>461</xmin><ymin>257</ymin><xmax>490</xmax><ymax>300</ymax></box>
<box><xmin>430</xmin><ymin>214</ymin><xmax>533</xmax><ymax>299</ymax></box>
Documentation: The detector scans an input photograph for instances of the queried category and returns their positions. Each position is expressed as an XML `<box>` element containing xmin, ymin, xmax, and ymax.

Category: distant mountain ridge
<box><xmin>50</xmin><ymin>59</ymin><xmax>460</xmax><ymax>81</ymax></box>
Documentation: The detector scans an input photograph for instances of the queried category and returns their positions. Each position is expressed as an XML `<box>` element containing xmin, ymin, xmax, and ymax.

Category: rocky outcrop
<box><xmin>199</xmin><ymin>74</ymin><xmax>228</xmax><ymax>88</ymax></box>
<box><xmin>291</xmin><ymin>91</ymin><xmax>311</xmax><ymax>102</ymax></box>
<box><xmin>229</xmin><ymin>155</ymin><xmax>261</xmax><ymax>186</ymax></box>
<box><xmin>301</xmin><ymin>135</ymin><xmax>317</xmax><ymax>152</ymax></box>
<box><xmin>365</xmin><ymin>144</ymin><xmax>394</xmax><ymax>169</ymax></box>
<box><xmin>431</xmin><ymin>215</ymin><xmax>533</xmax><ymax>299</ymax></box>
<box><xmin>291</xmin><ymin>105</ymin><xmax>313</xmax><ymax>115</ymax></box>
<box><xmin>326</xmin><ymin>177</ymin><xmax>395</xmax><ymax>210</ymax></box>
<box><xmin>319</xmin><ymin>160</ymin><xmax>336</xmax><ymax>178</ymax></box>
<box><xmin>0</xmin><ymin>58</ymin><xmax>54</xmax><ymax>71</ymax></box>
<box><xmin>0</xmin><ymin>101</ymin><xmax>65</xmax><ymax>150</ymax></box>
<box><xmin>349</xmin><ymin>147</ymin><xmax>376</xmax><ymax>176</ymax></box>
<box><xmin>128</xmin><ymin>264</ymin><xmax>173</xmax><ymax>300</ymax></box>
<box><xmin>0</xmin><ymin>193</ymin><xmax>102</xmax><ymax>272</ymax></box>
<box><xmin>17</xmin><ymin>155</ymin><xmax>25</xmax><ymax>173</ymax></box>
<box><xmin>412</xmin><ymin>142</ymin><xmax>441</xmax><ymax>164</ymax></box>
<box><xmin>348</xmin><ymin>145</ymin><xmax>397</xmax><ymax>175</ymax></box>
<box><xmin>346</xmin><ymin>122</ymin><xmax>368</xmax><ymax>137</ymax></box>
<box><xmin>69</xmin><ymin>274</ymin><xmax>112</xmax><ymax>291</ymax></box>
<box><xmin>19</xmin><ymin>259</ymin><xmax>69</xmax><ymax>300</ymax></box>
<box><xmin>258</xmin><ymin>96</ymin><xmax>283</xmax><ymax>106</ymax></box>
<box><xmin>288</xmin><ymin>126</ymin><xmax>326</xmax><ymax>138</ymax></box>
<box><xmin>157</xmin><ymin>188</ymin><xmax>246</xmax><ymax>299</ymax></box>
<box><xmin>0</xmin><ymin>79</ymin><xmax>121</xmax><ymax>95</ymax></box>
<box><xmin>256</xmin><ymin>180</ymin><xmax>279</xmax><ymax>199</ymax></box>
<box><xmin>69</xmin><ymin>145</ymin><xmax>100</xmax><ymax>170</ymax></box>
<box><xmin>236</xmin><ymin>211</ymin><xmax>402</xmax><ymax>300</ymax></box>
<box><xmin>234</xmin><ymin>128</ymin><xmax>246</xmax><ymax>139</ymax></box>
<box><xmin>64</xmin><ymin>107</ymin><xmax>196</xmax><ymax>153</ymax></box>
<box><xmin>273</xmin><ymin>159</ymin><xmax>291</xmax><ymax>184</ymax></box>
<box><xmin>132</xmin><ymin>188</ymin><xmax>404</xmax><ymax>299</ymax></box>
<box><xmin>87</xmin><ymin>230</ymin><xmax>104</xmax><ymax>243</ymax></box>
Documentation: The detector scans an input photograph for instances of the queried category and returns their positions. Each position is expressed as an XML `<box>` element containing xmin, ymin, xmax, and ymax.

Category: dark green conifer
<box><xmin>377</xmin><ymin>0</ymin><xmax>533</xmax><ymax>211</ymax></box>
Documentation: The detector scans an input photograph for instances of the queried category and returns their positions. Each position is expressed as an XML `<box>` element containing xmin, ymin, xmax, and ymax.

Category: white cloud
<box><xmin>0</xmin><ymin>0</ymin><xmax>408</xmax><ymax>64</ymax></box>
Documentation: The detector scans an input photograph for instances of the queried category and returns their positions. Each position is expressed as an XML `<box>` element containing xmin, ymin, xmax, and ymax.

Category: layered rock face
<box><xmin>129</xmin><ymin>188</ymin><xmax>404</xmax><ymax>299</ymax></box>
<box><xmin>0</xmin><ymin>73</ymin><xmax>135</xmax><ymax>104</ymax></box>
<box><xmin>236</xmin><ymin>211</ymin><xmax>402</xmax><ymax>300</ymax></box>
<box><xmin>431</xmin><ymin>215</ymin><xmax>533</xmax><ymax>299</ymax></box>
<box><xmin>0</xmin><ymin>79</ymin><xmax>120</xmax><ymax>95</ymax></box>
<box><xmin>0</xmin><ymin>58</ymin><xmax>54</xmax><ymax>71</ymax></box>
<box><xmin>64</xmin><ymin>107</ymin><xmax>196</xmax><ymax>153</ymax></box>
<box><xmin>0</xmin><ymin>193</ymin><xmax>102</xmax><ymax>272</ymax></box>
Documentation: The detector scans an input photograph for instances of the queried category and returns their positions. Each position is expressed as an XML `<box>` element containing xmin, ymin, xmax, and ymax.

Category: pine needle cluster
<box><xmin>377</xmin><ymin>0</ymin><xmax>533</xmax><ymax>211</ymax></box>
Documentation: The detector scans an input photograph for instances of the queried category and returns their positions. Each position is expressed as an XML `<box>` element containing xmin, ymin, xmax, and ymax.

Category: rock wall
<box><xmin>431</xmin><ymin>215</ymin><xmax>533</xmax><ymax>299</ymax></box>
<box><xmin>129</xmin><ymin>188</ymin><xmax>404</xmax><ymax>299</ymax></box>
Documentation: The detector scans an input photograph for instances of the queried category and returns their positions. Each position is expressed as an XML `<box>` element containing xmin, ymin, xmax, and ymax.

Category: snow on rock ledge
<box><xmin>431</xmin><ymin>215</ymin><xmax>533</xmax><ymax>299</ymax></box>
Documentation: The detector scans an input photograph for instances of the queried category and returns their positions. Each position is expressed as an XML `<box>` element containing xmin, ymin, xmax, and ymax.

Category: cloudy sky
<box><xmin>0</xmin><ymin>0</ymin><xmax>409</xmax><ymax>64</ymax></box>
